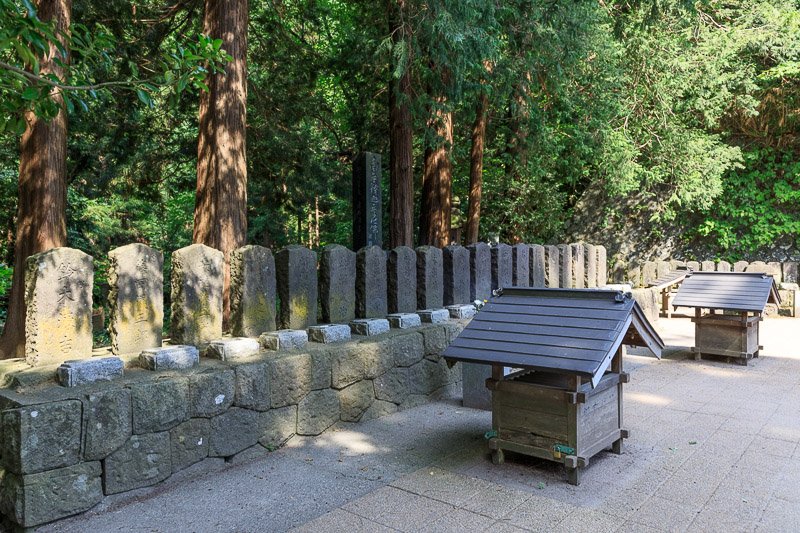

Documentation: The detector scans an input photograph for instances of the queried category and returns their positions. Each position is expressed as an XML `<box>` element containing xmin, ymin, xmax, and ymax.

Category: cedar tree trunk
<box><xmin>194</xmin><ymin>0</ymin><xmax>248</xmax><ymax>330</ymax></box>
<box><xmin>388</xmin><ymin>0</ymin><xmax>414</xmax><ymax>248</ymax></box>
<box><xmin>0</xmin><ymin>0</ymin><xmax>70</xmax><ymax>359</ymax></box>
<box><xmin>466</xmin><ymin>91</ymin><xmax>488</xmax><ymax>244</ymax></box>
<box><xmin>418</xmin><ymin>103</ymin><xmax>452</xmax><ymax>248</ymax></box>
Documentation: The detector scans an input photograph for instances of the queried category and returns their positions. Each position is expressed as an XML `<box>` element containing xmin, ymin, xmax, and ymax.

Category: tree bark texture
<box><xmin>466</xmin><ymin>91</ymin><xmax>488</xmax><ymax>244</ymax></box>
<box><xmin>0</xmin><ymin>0</ymin><xmax>70</xmax><ymax>359</ymax></box>
<box><xmin>418</xmin><ymin>103</ymin><xmax>453</xmax><ymax>248</ymax></box>
<box><xmin>194</xmin><ymin>0</ymin><xmax>248</xmax><ymax>330</ymax></box>
<box><xmin>388</xmin><ymin>0</ymin><xmax>414</xmax><ymax>248</ymax></box>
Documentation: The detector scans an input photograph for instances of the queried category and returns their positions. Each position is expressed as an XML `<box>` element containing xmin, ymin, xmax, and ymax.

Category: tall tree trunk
<box><xmin>388</xmin><ymin>0</ymin><xmax>414</xmax><ymax>248</ymax></box>
<box><xmin>418</xmin><ymin>103</ymin><xmax>452</xmax><ymax>248</ymax></box>
<box><xmin>194</xmin><ymin>0</ymin><xmax>248</xmax><ymax>330</ymax></box>
<box><xmin>0</xmin><ymin>0</ymin><xmax>70</xmax><ymax>359</ymax></box>
<box><xmin>466</xmin><ymin>91</ymin><xmax>488</xmax><ymax>244</ymax></box>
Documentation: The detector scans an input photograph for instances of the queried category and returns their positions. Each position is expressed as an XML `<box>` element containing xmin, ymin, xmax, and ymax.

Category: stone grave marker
<box><xmin>352</xmin><ymin>152</ymin><xmax>382</xmax><ymax>250</ymax></box>
<box><xmin>107</xmin><ymin>243</ymin><xmax>163</xmax><ymax>356</ymax></box>
<box><xmin>276</xmin><ymin>245</ymin><xmax>318</xmax><ymax>329</ymax></box>
<box><xmin>530</xmin><ymin>244</ymin><xmax>546</xmax><ymax>287</ymax></box>
<box><xmin>25</xmin><ymin>247</ymin><xmax>94</xmax><ymax>366</ymax></box>
<box><xmin>701</xmin><ymin>261</ymin><xmax>716</xmax><ymax>272</ymax></box>
<box><xmin>319</xmin><ymin>244</ymin><xmax>356</xmax><ymax>324</ymax></box>
<box><xmin>230</xmin><ymin>245</ymin><xmax>276</xmax><ymax>338</ymax></box>
<box><xmin>656</xmin><ymin>261</ymin><xmax>671</xmax><ymax>279</ymax></box>
<box><xmin>416</xmin><ymin>246</ymin><xmax>444</xmax><ymax>310</ymax></box>
<box><xmin>686</xmin><ymin>260</ymin><xmax>700</xmax><ymax>272</ymax></box>
<box><xmin>443</xmin><ymin>244</ymin><xmax>470</xmax><ymax>305</ymax></box>
<box><xmin>491</xmin><ymin>243</ymin><xmax>512</xmax><ymax>291</ymax></box>
<box><xmin>584</xmin><ymin>244</ymin><xmax>597</xmax><ymax>288</ymax></box>
<box><xmin>544</xmin><ymin>245</ymin><xmax>560</xmax><ymax>288</ymax></box>
<box><xmin>557</xmin><ymin>244</ymin><xmax>573</xmax><ymax>288</ymax></box>
<box><xmin>570</xmin><ymin>243</ymin><xmax>585</xmax><ymax>288</ymax></box>
<box><xmin>512</xmin><ymin>244</ymin><xmax>530</xmax><ymax>287</ymax></box>
<box><xmin>467</xmin><ymin>242</ymin><xmax>491</xmax><ymax>301</ymax></box>
<box><xmin>387</xmin><ymin>246</ymin><xmax>416</xmax><ymax>313</ymax></box>
<box><xmin>356</xmin><ymin>245</ymin><xmax>387</xmax><ymax>318</ymax></box>
<box><xmin>783</xmin><ymin>262</ymin><xmax>798</xmax><ymax>283</ymax></box>
<box><xmin>642</xmin><ymin>261</ymin><xmax>658</xmax><ymax>286</ymax></box>
<box><xmin>733</xmin><ymin>261</ymin><xmax>749</xmax><ymax>272</ymax></box>
<box><xmin>597</xmin><ymin>245</ymin><xmax>608</xmax><ymax>286</ymax></box>
<box><xmin>170</xmin><ymin>244</ymin><xmax>223</xmax><ymax>347</ymax></box>
<box><xmin>717</xmin><ymin>261</ymin><xmax>732</xmax><ymax>272</ymax></box>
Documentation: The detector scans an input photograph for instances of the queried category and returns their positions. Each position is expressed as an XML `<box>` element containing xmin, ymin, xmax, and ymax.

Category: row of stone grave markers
<box><xmin>24</xmin><ymin>241</ymin><xmax>607</xmax><ymax>377</ymax></box>
<box><xmin>621</xmin><ymin>258</ymin><xmax>798</xmax><ymax>288</ymax></box>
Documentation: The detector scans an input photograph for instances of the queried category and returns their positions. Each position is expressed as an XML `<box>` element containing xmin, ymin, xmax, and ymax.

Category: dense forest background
<box><xmin>0</xmin><ymin>0</ymin><xmax>798</xmax><ymax>324</ymax></box>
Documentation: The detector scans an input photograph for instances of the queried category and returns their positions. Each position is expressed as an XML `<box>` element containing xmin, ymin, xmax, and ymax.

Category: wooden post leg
<box><xmin>612</xmin><ymin>438</ymin><xmax>623</xmax><ymax>455</ymax></box>
<box><xmin>662</xmin><ymin>290</ymin><xmax>670</xmax><ymax>318</ymax></box>
<box><xmin>567</xmin><ymin>467</ymin><xmax>580</xmax><ymax>486</ymax></box>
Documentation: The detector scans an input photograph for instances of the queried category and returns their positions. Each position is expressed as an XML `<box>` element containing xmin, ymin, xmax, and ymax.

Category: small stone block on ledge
<box><xmin>349</xmin><ymin>318</ymin><xmax>390</xmax><ymax>336</ymax></box>
<box><xmin>418</xmin><ymin>309</ymin><xmax>449</xmax><ymax>324</ymax></box>
<box><xmin>57</xmin><ymin>357</ymin><xmax>124</xmax><ymax>387</ymax></box>
<box><xmin>260</xmin><ymin>329</ymin><xmax>308</xmax><ymax>351</ymax></box>
<box><xmin>140</xmin><ymin>345</ymin><xmax>199</xmax><ymax>371</ymax></box>
<box><xmin>387</xmin><ymin>313</ymin><xmax>421</xmax><ymax>329</ymax></box>
<box><xmin>446</xmin><ymin>305</ymin><xmax>476</xmax><ymax>320</ymax></box>
<box><xmin>205</xmin><ymin>337</ymin><xmax>261</xmax><ymax>360</ymax></box>
<box><xmin>308</xmin><ymin>324</ymin><xmax>351</xmax><ymax>344</ymax></box>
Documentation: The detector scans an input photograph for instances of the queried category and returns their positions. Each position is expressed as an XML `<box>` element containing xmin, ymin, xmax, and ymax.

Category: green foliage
<box><xmin>691</xmin><ymin>148</ymin><xmax>800</xmax><ymax>258</ymax></box>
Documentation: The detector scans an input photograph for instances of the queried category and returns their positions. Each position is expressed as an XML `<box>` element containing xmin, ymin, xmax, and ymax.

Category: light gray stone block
<box><xmin>130</xmin><ymin>379</ymin><xmax>188</xmax><ymax>434</ymax></box>
<box><xmin>733</xmin><ymin>261</ymin><xmax>749</xmax><ymax>272</ymax></box>
<box><xmin>230</xmin><ymin>245</ymin><xmax>277</xmax><ymax>337</ymax></box>
<box><xmin>24</xmin><ymin>247</ymin><xmax>94</xmax><ymax>366</ymax></box>
<box><xmin>276</xmin><ymin>245</ymin><xmax>318</xmax><ymax>329</ymax></box>
<box><xmin>718</xmin><ymin>260</ymin><xmax>732</xmax><ymax>272</ymax></box>
<box><xmin>656</xmin><ymin>260</ymin><xmax>671</xmax><ymax>278</ymax></box>
<box><xmin>259</xmin><ymin>329</ymin><xmax>308</xmax><ymax>351</ymax></box>
<box><xmin>462</xmin><ymin>363</ymin><xmax>491</xmax><ymax>410</ymax></box>
<box><xmin>269</xmin><ymin>353</ymin><xmax>312</xmax><ymax>408</ymax></box>
<box><xmin>387</xmin><ymin>246</ymin><xmax>417</xmax><ymax>314</ymax></box>
<box><xmin>687</xmin><ymin>260</ymin><xmax>701</xmax><ymax>271</ymax></box>
<box><xmin>0</xmin><ymin>400</ymin><xmax>82</xmax><ymax>474</ymax></box>
<box><xmin>642</xmin><ymin>261</ymin><xmax>658</xmax><ymax>285</ymax></box>
<box><xmin>349</xmin><ymin>318</ymin><xmax>390</xmax><ymax>336</ymax></box>
<box><xmin>234</xmin><ymin>361</ymin><xmax>270</xmax><ymax>411</ymax></box>
<box><xmin>783</xmin><ymin>261</ymin><xmax>797</xmax><ymax>283</ymax></box>
<box><xmin>308</xmin><ymin>324</ymin><xmax>352</xmax><ymax>344</ymax></box>
<box><xmin>338</xmin><ymin>380</ymin><xmax>375</xmax><ymax>422</ymax></box>
<box><xmin>297</xmin><ymin>389</ymin><xmax>340</xmax><ymax>436</ymax></box>
<box><xmin>446</xmin><ymin>304</ymin><xmax>476</xmax><ymax>319</ymax></box>
<box><xmin>491</xmin><ymin>243</ymin><xmax>513</xmax><ymax>291</ymax></box>
<box><xmin>467</xmin><ymin>242</ymin><xmax>491</xmax><ymax>301</ymax></box>
<box><xmin>170</xmin><ymin>243</ymin><xmax>223</xmax><ymax>347</ymax></box>
<box><xmin>83</xmin><ymin>388</ymin><xmax>132</xmax><ymax>461</ymax></box>
<box><xmin>139</xmin><ymin>345</ymin><xmax>199</xmax><ymax>371</ymax></box>
<box><xmin>319</xmin><ymin>244</ymin><xmax>356</xmax><ymax>324</ymax></box>
<box><xmin>1</xmin><ymin>461</ymin><xmax>102</xmax><ymax>528</ymax></box>
<box><xmin>356</xmin><ymin>245</ymin><xmax>388</xmax><ymax>318</ymax></box>
<box><xmin>108</xmin><ymin>243</ymin><xmax>163</xmax><ymax>356</ymax></box>
<box><xmin>170</xmin><ymin>418</ymin><xmax>210</xmax><ymax>473</ymax></box>
<box><xmin>443</xmin><ymin>245</ymin><xmax>470</xmax><ymax>305</ymax></box>
<box><xmin>419</xmin><ymin>308</ymin><xmax>449</xmax><ymax>324</ymax></box>
<box><xmin>387</xmin><ymin>313</ymin><xmax>421</xmax><ymax>329</ymax></box>
<box><xmin>205</xmin><ymin>337</ymin><xmax>260</xmax><ymax>360</ymax></box>
<box><xmin>103</xmin><ymin>432</ymin><xmax>171</xmax><ymax>494</ymax></box>
<box><xmin>208</xmin><ymin>408</ymin><xmax>260</xmax><ymax>457</ymax></box>
<box><xmin>258</xmin><ymin>405</ymin><xmax>297</xmax><ymax>449</ymax></box>
<box><xmin>701</xmin><ymin>260</ymin><xmax>716</xmax><ymax>272</ymax></box>
<box><xmin>57</xmin><ymin>357</ymin><xmax>123</xmax><ymax>387</ymax></box>
<box><xmin>187</xmin><ymin>370</ymin><xmax>235</xmax><ymax>418</ymax></box>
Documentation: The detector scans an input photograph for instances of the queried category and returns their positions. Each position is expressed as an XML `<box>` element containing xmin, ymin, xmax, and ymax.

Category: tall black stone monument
<box><xmin>352</xmin><ymin>152</ymin><xmax>382</xmax><ymax>250</ymax></box>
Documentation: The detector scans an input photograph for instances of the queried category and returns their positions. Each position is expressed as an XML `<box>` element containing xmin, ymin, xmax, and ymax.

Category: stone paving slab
<box><xmin>41</xmin><ymin>317</ymin><xmax>800</xmax><ymax>533</ymax></box>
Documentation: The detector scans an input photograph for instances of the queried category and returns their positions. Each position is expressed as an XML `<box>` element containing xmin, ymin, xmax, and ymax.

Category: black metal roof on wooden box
<box><xmin>443</xmin><ymin>288</ymin><xmax>664</xmax><ymax>388</ymax></box>
<box><xmin>672</xmin><ymin>272</ymin><xmax>781</xmax><ymax>313</ymax></box>
<box><xmin>647</xmin><ymin>270</ymin><xmax>688</xmax><ymax>290</ymax></box>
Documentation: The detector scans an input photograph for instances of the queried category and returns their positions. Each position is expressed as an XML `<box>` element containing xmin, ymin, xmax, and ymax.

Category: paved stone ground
<box><xmin>42</xmin><ymin>317</ymin><xmax>800</xmax><ymax>533</ymax></box>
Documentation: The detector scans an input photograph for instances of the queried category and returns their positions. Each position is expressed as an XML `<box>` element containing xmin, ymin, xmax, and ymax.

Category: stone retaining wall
<box><xmin>0</xmin><ymin>322</ymin><xmax>463</xmax><ymax>529</ymax></box>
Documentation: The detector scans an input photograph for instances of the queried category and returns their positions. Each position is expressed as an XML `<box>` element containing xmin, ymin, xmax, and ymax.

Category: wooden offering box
<box><xmin>443</xmin><ymin>288</ymin><xmax>664</xmax><ymax>485</ymax></box>
<box><xmin>673</xmin><ymin>272</ymin><xmax>780</xmax><ymax>365</ymax></box>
